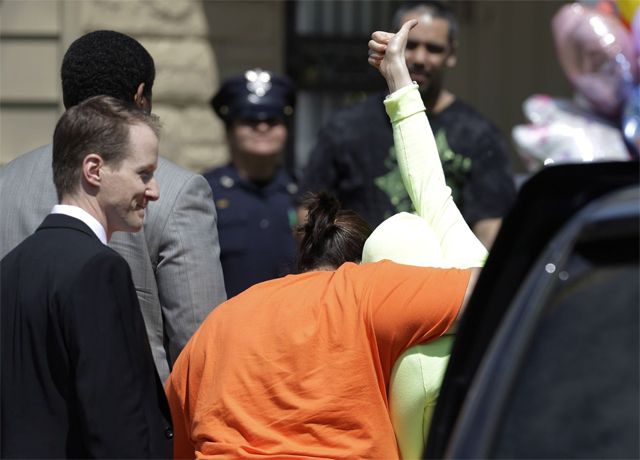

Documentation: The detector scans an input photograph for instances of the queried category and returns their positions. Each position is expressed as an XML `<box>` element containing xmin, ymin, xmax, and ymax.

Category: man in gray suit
<box><xmin>0</xmin><ymin>30</ymin><xmax>226</xmax><ymax>382</ymax></box>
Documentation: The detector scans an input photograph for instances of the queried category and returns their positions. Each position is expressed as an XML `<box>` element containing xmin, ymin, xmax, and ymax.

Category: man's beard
<box><xmin>418</xmin><ymin>80</ymin><xmax>443</xmax><ymax>111</ymax></box>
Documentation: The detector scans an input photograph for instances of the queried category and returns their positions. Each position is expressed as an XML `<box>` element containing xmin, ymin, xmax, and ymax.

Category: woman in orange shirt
<box><xmin>165</xmin><ymin>20</ymin><xmax>479</xmax><ymax>459</ymax></box>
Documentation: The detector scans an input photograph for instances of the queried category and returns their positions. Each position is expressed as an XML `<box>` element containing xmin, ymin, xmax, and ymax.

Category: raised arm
<box><xmin>368</xmin><ymin>24</ymin><xmax>484</xmax><ymax>459</ymax></box>
<box><xmin>367</xmin><ymin>21</ymin><xmax>484</xmax><ymax>311</ymax></box>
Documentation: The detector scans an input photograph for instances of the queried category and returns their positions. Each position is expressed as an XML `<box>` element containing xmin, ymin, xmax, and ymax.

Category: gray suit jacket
<box><xmin>0</xmin><ymin>145</ymin><xmax>227</xmax><ymax>381</ymax></box>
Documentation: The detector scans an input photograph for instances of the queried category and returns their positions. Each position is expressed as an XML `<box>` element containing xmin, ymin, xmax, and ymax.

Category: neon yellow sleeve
<box><xmin>362</xmin><ymin>85</ymin><xmax>488</xmax><ymax>460</ymax></box>
<box><xmin>389</xmin><ymin>337</ymin><xmax>453</xmax><ymax>460</ymax></box>
<box><xmin>382</xmin><ymin>84</ymin><xmax>488</xmax><ymax>268</ymax></box>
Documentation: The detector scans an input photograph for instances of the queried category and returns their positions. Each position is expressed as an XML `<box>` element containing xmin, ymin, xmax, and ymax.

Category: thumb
<box><xmin>396</xmin><ymin>18</ymin><xmax>418</xmax><ymax>40</ymax></box>
<box><xmin>386</xmin><ymin>18</ymin><xmax>418</xmax><ymax>57</ymax></box>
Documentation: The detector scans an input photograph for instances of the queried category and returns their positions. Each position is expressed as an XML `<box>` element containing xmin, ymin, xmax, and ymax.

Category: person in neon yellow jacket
<box><xmin>365</xmin><ymin>20</ymin><xmax>488</xmax><ymax>459</ymax></box>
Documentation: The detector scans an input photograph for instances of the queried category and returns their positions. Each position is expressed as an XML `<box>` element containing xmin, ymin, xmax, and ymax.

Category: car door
<box><xmin>446</xmin><ymin>185</ymin><xmax>639</xmax><ymax>459</ymax></box>
<box><xmin>425</xmin><ymin>161</ymin><xmax>640</xmax><ymax>459</ymax></box>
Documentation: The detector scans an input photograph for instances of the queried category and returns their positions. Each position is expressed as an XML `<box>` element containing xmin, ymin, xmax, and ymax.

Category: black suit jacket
<box><xmin>1</xmin><ymin>214</ymin><xmax>172</xmax><ymax>458</ymax></box>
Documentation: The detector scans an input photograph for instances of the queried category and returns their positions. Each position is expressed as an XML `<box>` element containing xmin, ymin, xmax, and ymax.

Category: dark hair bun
<box><xmin>296</xmin><ymin>192</ymin><xmax>372</xmax><ymax>272</ymax></box>
<box><xmin>302</xmin><ymin>192</ymin><xmax>340</xmax><ymax>243</ymax></box>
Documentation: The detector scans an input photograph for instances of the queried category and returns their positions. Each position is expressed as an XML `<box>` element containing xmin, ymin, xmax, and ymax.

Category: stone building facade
<box><xmin>1</xmin><ymin>1</ymin><xmax>569</xmax><ymax>175</ymax></box>
<box><xmin>0</xmin><ymin>0</ymin><xmax>285</xmax><ymax>172</ymax></box>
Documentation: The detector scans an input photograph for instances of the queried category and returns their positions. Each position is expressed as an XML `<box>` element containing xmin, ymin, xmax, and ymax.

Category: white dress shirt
<box><xmin>51</xmin><ymin>204</ymin><xmax>107</xmax><ymax>245</ymax></box>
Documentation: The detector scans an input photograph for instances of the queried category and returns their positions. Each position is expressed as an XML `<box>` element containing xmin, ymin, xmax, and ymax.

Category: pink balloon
<box><xmin>552</xmin><ymin>3</ymin><xmax>637</xmax><ymax>117</ymax></box>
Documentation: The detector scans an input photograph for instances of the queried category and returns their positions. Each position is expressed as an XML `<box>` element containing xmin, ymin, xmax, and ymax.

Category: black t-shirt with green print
<box><xmin>299</xmin><ymin>92</ymin><xmax>516</xmax><ymax>228</ymax></box>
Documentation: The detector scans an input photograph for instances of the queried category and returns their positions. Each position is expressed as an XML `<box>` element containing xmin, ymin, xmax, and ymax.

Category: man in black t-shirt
<box><xmin>299</xmin><ymin>1</ymin><xmax>516</xmax><ymax>248</ymax></box>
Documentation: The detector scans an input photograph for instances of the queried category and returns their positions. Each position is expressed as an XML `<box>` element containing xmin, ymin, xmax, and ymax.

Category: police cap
<box><xmin>211</xmin><ymin>68</ymin><xmax>295</xmax><ymax>124</ymax></box>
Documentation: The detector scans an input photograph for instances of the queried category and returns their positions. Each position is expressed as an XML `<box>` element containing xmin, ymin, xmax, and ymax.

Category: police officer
<box><xmin>204</xmin><ymin>69</ymin><xmax>298</xmax><ymax>297</ymax></box>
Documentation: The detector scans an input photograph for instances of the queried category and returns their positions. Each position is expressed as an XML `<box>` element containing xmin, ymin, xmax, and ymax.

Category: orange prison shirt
<box><xmin>166</xmin><ymin>260</ymin><xmax>470</xmax><ymax>459</ymax></box>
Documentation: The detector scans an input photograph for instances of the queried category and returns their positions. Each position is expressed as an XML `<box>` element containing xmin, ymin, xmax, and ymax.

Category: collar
<box><xmin>51</xmin><ymin>204</ymin><xmax>107</xmax><ymax>245</ymax></box>
<box><xmin>217</xmin><ymin>164</ymin><xmax>297</xmax><ymax>194</ymax></box>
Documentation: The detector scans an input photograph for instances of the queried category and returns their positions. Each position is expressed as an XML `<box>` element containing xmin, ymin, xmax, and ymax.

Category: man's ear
<box><xmin>82</xmin><ymin>153</ymin><xmax>104</xmax><ymax>187</ymax></box>
<box><xmin>134</xmin><ymin>83</ymin><xmax>149</xmax><ymax>111</ymax></box>
<box><xmin>446</xmin><ymin>43</ymin><xmax>458</xmax><ymax>68</ymax></box>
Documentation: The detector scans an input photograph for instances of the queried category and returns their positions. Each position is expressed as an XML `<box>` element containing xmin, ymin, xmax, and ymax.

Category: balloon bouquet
<box><xmin>512</xmin><ymin>0</ymin><xmax>640</xmax><ymax>172</ymax></box>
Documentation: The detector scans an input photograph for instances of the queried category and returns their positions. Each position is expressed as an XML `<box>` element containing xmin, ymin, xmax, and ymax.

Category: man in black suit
<box><xmin>0</xmin><ymin>30</ymin><xmax>227</xmax><ymax>384</ymax></box>
<box><xmin>1</xmin><ymin>96</ymin><xmax>172</xmax><ymax>458</ymax></box>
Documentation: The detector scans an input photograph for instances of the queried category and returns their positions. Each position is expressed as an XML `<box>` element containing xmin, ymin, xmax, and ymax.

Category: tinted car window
<box><xmin>491</xmin><ymin>254</ymin><xmax>639</xmax><ymax>458</ymax></box>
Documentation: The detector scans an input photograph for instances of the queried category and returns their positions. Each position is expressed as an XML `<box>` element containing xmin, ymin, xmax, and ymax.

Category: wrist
<box><xmin>384</xmin><ymin>83</ymin><xmax>424</xmax><ymax>122</ymax></box>
<box><xmin>384</xmin><ymin>60</ymin><xmax>412</xmax><ymax>93</ymax></box>
<box><xmin>386</xmin><ymin>73</ymin><xmax>413</xmax><ymax>93</ymax></box>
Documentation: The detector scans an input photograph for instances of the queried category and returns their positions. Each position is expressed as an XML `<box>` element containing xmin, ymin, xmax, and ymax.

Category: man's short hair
<box><xmin>392</xmin><ymin>0</ymin><xmax>459</xmax><ymax>45</ymax></box>
<box><xmin>61</xmin><ymin>30</ymin><xmax>155</xmax><ymax>109</ymax></box>
<box><xmin>52</xmin><ymin>96</ymin><xmax>161</xmax><ymax>201</ymax></box>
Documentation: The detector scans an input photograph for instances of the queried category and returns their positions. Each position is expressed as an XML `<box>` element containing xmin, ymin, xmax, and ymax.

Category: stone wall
<box><xmin>203</xmin><ymin>0</ymin><xmax>285</xmax><ymax>79</ymax></box>
<box><xmin>0</xmin><ymin>0</ymin><xmax>62</xmax><ymax>165</ymax></box>
<box><xmin>0</xmin><ymin>0</ymin><xmax>230</xmax><ymax>172</ymax></box>
<box><xmin>70</xmin><ymin>0</ymin><xmax>228</xmax><ymax>172</ymax></box>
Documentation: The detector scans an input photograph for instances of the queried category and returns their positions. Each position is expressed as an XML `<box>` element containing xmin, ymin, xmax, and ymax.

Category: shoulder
<box><xmin>1</xmin><ymin>144</ymin><xmax>52</xmax><ymax>174</ymax></box>
<box><xmin>202</xmin><ymin>164</ymin><xmax>234</xmax><ymax>181</ymax></box>
<box><xmin>46</xmin><ymin>228</ymin><xmax>128</xmax><ymax>276</ymax></box>
<box><xmin>337</xmin><ymin>92</ymin><xmax>386</xmax><ymax>121</ymax></box>
<box><xmin>65</xmin><ymin>248</ymin><xmax>135</xmax><ymax>311</ymax></box>
<box><xmin>202</xmin><ymin>165</ymin><xmax>237</xmax><ymax>191</ymax></box>
<box><xmin>150</xmin><ymin>157</ymin><xmax>213</xmax><ymax>213</ymax></box>
<box><xmin>141</xmin><ymin>159</ymin><xmax>216</xmax><ymax>254</ymax></box>
<box><xmin>157</xmin><ymin>156</ymin><xmax>192</xmax><ymax>177</ymax></box>
<box><xmin>86</xmin><ymin>244</ymin><xmax>129</xmax><ymax>267</ymax></box>
<box><xmin>312</xmin><ymin>93</ymin><xmax>389</xmax><ymax>151</ymax></box>
<box><xmin>16</xmin><ymin>144</ymin><xmax>52</xmax><ymax>161</ymax></box>
<box><xmin>435</xmin><ymin>99</ymin><xmax>507</xmax><ymax>158</ymax></box>
<box><xmin>443</xmin><ymin>99</ymin><xmax>500</xmax><ymax>131</ymax></box>
<box><xmin>65</xmin><ymin>228</ymin><xmax>125</xmax><ymax>264</ymax></box>
<box><xmin>272</xmin><ymin>168</ymin><xmax>297</xmax><ymax>191</ymax></box>
<box><xmin>156</xmin><ymin>156</ymin><xmax>214</xmax><ymax>196</ymax></box>
<box><xmin>333</xmin><ymin>260</ymin><xmax>395</xmax><ymax>286</ymax></box>
<box><xmin>70</xmin><ymin>245</ymin><xmax>132</xmax><ymax>288</ymax></box>
<box><xmin>342</xmin><ymin>260</ymin><xmax>469</xmax><ymax>290</ymax></box>
<box><xmin>321</xmin><ymin>92</ymin><xmax>388</xmax><ymax>130</ymax></box>
<box><xmin>155</xmin><ymin>156</ymin><xmax>204</xmax><ymax>190</ymax></box>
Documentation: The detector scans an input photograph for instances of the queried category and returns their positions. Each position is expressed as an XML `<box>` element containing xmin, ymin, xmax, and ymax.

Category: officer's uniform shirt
<box><xmin>204</xmin><ymin>164</ymin><xmax>298</xmax><ymax>298</ymax></box>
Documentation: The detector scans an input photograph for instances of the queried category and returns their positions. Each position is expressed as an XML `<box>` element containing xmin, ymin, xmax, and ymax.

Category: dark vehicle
<box><xmin>426</xmin><ymin>161</ymin><xmax>640</xmax><ymax>459</ymax></box>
